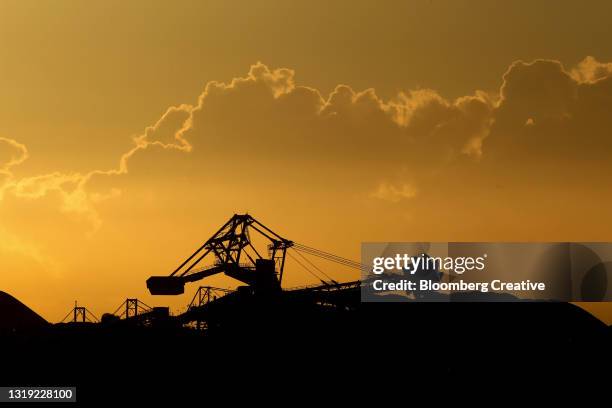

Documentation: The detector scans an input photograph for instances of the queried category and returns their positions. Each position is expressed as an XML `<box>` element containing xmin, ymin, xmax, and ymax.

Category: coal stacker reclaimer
<box><xmin>146</xmin><ymin>214</ymin><xmax>363</xmax><ymax>331</ymax></box>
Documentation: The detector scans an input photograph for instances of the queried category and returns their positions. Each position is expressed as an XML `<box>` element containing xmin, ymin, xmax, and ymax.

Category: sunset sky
<box><xmin>1</xmin><ymin>0</ymin><xmax>612</xmax><ymax>322</ymax></box>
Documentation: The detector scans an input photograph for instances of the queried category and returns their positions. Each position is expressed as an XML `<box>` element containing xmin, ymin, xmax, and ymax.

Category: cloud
<box><xmin>0</xmin><ymin>137</ymin><xmax>28</xmax><ymax>177</ymax></box>
<box><xmin>3</xmin><ymin>57</ymin><xmax>612</xmax><ymax>230</ymax></box>
<box><xmin>571</xmin><ymin>56</ymin><xmax>612</xmax><ymax>83</ymax></box>
<box><xmin>101</xmin><ymin>62</ymin><xmax>494</xmax><ymax>200</ymax></box>
<box><xmin>4</xmin><ymin>56</ymin><xmax>612</xmax><ymax>230</ymax></box>
<box><xmin>0</xmin><ymin>101</ymin><xmax>196</xmax><ymax>233</ymax></box>
<box><xmin>484</xmin><ymin>57</ymin><xmax>612</xmax><ymax>169</ymax></box>
<box><xmin>370</xmin><ymin>181</ymin><xmax>418</xmax><ymax>203</ymax></box>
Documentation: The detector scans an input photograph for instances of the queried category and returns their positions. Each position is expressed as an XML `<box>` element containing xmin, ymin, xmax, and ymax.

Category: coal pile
<box><xmin>0</xmin><ymin>291</ymin><xmax>48</xmax><ymax>331</ymax></box>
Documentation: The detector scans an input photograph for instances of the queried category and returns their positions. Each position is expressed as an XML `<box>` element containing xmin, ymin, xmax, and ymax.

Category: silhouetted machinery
<box><xmin>60</xmin><ymin>302</ymin><xmax>99</xmax><ymax>324</ymax></box>
<box><xmin>147</xmin><ymin>214</ymin><xmax>364</xmax><ymax>329</ymax></box>
<box><xmin>99</xmin><ymin>298</ymin><xmax>170</xmax><ymax>326</ymax></box>
<box><xmin>147</xmin><ymin>214</ymin><xmax>293</xmax><ymax>295</ymax></box>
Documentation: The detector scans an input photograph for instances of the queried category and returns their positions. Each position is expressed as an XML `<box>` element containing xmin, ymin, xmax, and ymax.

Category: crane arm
<box><xmin>147</xmin><ymin>214</ymin><xmax>292</xmax><ymax>296</ymax></box>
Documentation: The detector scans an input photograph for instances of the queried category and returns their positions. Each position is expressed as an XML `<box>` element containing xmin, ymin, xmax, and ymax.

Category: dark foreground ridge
<box><xmin>0</xmin><ymin>297</ymin><xmax>610</xmax><ymax>402</ymax></box>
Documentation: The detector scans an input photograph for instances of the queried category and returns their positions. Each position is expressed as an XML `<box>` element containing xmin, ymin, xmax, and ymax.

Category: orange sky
<box><xmin>1</xmin><ymin>0</ymin><xmax>612</xmax><ymax>323</ymax></box>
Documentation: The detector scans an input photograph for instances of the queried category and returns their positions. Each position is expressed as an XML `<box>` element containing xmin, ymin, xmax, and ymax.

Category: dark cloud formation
<box><xmin>3</xmin><ymin>57</ymin><xmax>612</xmax><ymax>234</ymax></box>
<box><xmin>110</xmin><ymin>63</ymin><xmax>495</xmax><ymax>202</ymax></box>
<box><xmin>2</xmin><ymin>57</ymin><xmax>612</xmax><ymax>235</ymax></box>
<box><xmin>486</xmin><ymin>58</ymin><xmax>612</xmax><ymax>165</ymax></box>
<box><xmin>109</xmin><ymin>58</ymin><xmax>612</xmax><ymax>211</ymax></box>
